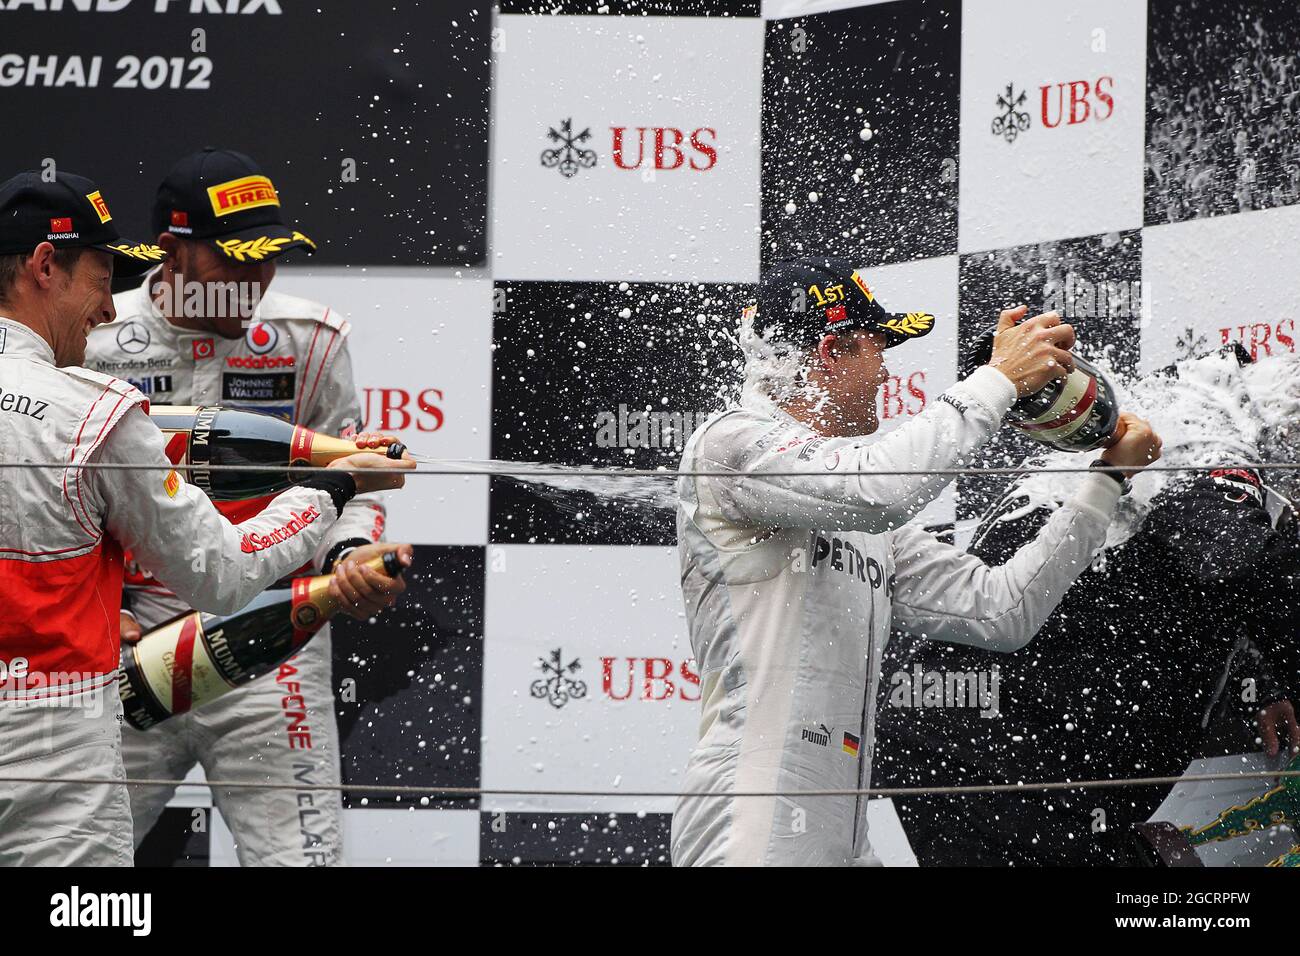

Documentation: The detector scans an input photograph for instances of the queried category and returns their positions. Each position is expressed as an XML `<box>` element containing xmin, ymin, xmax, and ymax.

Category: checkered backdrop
<box><xmin>115</xmin><ymin>0</ymin><xmax>1300</xmax><ymax>864</ymax></box>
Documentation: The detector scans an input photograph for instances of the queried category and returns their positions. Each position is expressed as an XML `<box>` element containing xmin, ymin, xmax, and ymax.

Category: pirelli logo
<box><xmin>207</xmin><ymin>175</ymin><xmax>280</xmax><ymax>217</ymax></box>
<box><xmin>849</xmin><ymin>269</ymin><xmax>874</xmax><ymax>302</ymax></box>
<box><xmin>86</xmin><ymin>190</ymin><xmax>112</xmax><ymax>224</ymax></box>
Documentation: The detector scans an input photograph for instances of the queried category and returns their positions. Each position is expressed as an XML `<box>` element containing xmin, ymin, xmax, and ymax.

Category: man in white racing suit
<box><xmin>671</xmin><ymin>257</ymin><xmax>1162</xmax><ymax>866</ymax></box>
<box><xmin>0</xmin><ymin>169</ymin><xmax>411</xmax><ymax>866</ymax></box>
<box><xmin>84</xmin><ymin>149</ymin><xmax>409</xmax><ymax>866</ymax></box>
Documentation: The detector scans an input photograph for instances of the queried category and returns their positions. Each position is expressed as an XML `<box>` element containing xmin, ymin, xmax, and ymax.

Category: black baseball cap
<box><xmin>753</xmin><ymin>257</ymin><xmax>935</xmax><ymax>350</ymax></box>
<box><xmin>152</xmin><ymin>148</ymin><xmax>316</xmax><ymax>263</ymax></box>
<box><xmin>0</xmin><ymin>171</ymin><xmax>164</xmax><ymax>276</ymax></box>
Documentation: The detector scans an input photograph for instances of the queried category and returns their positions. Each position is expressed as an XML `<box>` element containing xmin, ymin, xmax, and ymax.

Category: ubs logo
<box><xmin>541</xmin><ymin>117</ymin><xmax>719</xmax><ymax>177</ymax></box>
<box><xmin>542</xmin><ymin>118</ymin><xmax>597</xmax><ymax>178</ymax></box>
<box><xmin>532</xmin><ymin>649</ymin><xmax>699</xmax><ymax>705</ymax></box>
<box><xmin>361</xmin><ymin>387</ymin><xmax>444</xmax><ymax>433</ymax></box>
<box><xmin>993</xmin><ymin>76</ymin><xmax>1115</xmax><ymax>144</ymax></box>
<box><xmin>531</xmin><ymin>647</ymin><xmax>587</xmax><ymax>709</ymax></box>
<box><xmin>1220</xmin><ymin>320</ymin><xmax>1296</xmax><ymax>361</ymax></box>
<box><xmin>992</xmin><ymin>84</ymin><xmax>1031</xmax><ymax>143</ymax></box>
<box><xmin>116</xmin><ymin>322</ymin><xmax>150</xmax><ymax>354</ymax></box>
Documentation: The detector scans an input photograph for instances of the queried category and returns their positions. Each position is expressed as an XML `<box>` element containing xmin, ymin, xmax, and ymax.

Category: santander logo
<box><xmin>240</xmin><ymin>506</ymin><xmax>321</xmax><ymax>554</ymax></box>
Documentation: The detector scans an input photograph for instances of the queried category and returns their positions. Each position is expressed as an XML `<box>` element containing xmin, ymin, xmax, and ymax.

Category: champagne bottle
<box><xmin>149</xmin><ymin>405</ymin><xmax>406</xmax><ymax>501</ymax></box>
<box><xmin>119</xmin><ymin>551</ymin><xmax>405</xmax><ymax>729</ymax></box>
<box><xmin>961</xmin><ymin>328</ymin><xmax>1121</xmax><ymax>453</ymax></box>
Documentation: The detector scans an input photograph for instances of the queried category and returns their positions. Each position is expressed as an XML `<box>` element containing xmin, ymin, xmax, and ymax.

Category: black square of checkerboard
<box><xmin>761</xmin><ymin>0</ymin><xmax>962</xmax><ymax>272</ymax></box>
<box><xmin>332</xmin><ymin>545</ymin><xmax>486</xmax><ymax>810</ymax></box>
<box><xmin>488</xmin><ymin>280</ymin><xmax>751</xmax><ymax>546</ymax></box>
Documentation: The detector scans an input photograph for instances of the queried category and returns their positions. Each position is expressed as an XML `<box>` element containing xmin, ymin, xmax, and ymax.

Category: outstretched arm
<box><xmin>91</xmin><ymin>406</ymin><xmax>357</xmax><ymax>616</ymax></box>
<box><xmin>889</xmin><ymin>473</ymin><xmax>1121</xmax><ymax>652</ymax></box>
<box><xmin>694</xmin><ymin>366</ymin><xmax>1018</xmax><ymax>534</ymax></box>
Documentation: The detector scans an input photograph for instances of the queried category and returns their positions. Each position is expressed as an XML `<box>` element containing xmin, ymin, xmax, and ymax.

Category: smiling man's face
<box><xmin>51</xmin><ymin>249</ymin><xmax>115</xmax><ymax>367</ymax></box>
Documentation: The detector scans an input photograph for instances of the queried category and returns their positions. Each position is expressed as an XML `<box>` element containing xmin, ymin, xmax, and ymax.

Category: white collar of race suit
<box><xmin>741</xmin><ymin>385</ymin><xmax>842</xmax><ymax>436</ymax></box>
<box><xmin>138</xmin><ymin>266</ymin><xmax>166</xmax><ymax>322</ymax></box>
<box><xmin>0</xmin><ymin>315</ymin><xmax>56</xmax><ymax>365</ymax></box>
<box><xmin>132</xmin><ymin>267</ymin><xmax>188</xmax><ymax>335</ymax></box>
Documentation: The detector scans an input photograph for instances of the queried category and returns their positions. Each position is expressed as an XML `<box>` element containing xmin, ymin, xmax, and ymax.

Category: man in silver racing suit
<box><xmin>671</xmin><ymin>258</ymin><xmax>1163</xmax><ymax>866</ymax></box>
<box><xmin>85</xmin><ymin>149</ymin><xmax>410</xmax><ymax>866</ymax></box>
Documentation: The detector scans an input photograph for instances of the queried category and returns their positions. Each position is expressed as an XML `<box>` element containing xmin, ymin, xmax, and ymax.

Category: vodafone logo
<box><xmin>240</xmin><ymin>506</ymin><xmax>321</xmax><ymax>554</ymax></box>
<box><xmin>192</xmin><ymin>339</ymin><xmax>215</xmax><ymax>361</ymax></box>
<box><xmin>226</xmin><ymin>354</ymin><xmax>295</xmax><ymax>369</ymax></box>
<box><xmin>245</xmin><ymin>321</ymin><xmax>278</xmax><ymax>355</ymax></box>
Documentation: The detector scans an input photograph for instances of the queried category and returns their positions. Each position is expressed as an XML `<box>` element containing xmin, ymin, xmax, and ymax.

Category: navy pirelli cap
<box><xmin>0</xmin><ymin>171</ymin><xmax>164</xmax><ymax>276</ymax></box>
<box><xmin>753</xmin><ymin>257</ymin><xmax>935</xmax><ymax>350</ymax></box>
<box><xmin>152</xmin><ymin>148</ymin><xmax>316</xmax><ymax>263</ymax></box>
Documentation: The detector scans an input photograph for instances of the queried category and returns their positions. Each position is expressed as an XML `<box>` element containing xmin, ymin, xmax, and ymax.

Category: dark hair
<box><xmin>0</xmin><ymin>247</ymin><xmax>85</xmax><ymax>307</ymax></box>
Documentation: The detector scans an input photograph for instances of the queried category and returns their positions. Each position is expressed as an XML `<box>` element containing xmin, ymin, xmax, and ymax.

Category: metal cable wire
<box><xmin>3</xmin><ymin>458</ymin><xmax>1297</xmax><ymax>807</ymax></box>
<box><xmin>3</xmin><ymin>460</ymin><xmax>1300</xmax><ymax>477</ymax></box>
<box><xmin>0</xmin><ymin>768</ymin><xmax>1296</xmax><ymax>800</ymax></box>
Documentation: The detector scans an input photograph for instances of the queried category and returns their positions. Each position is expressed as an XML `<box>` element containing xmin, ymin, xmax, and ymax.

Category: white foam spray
<box><xmin>996</xmin><ymin>347</ymin><xmax>1298</xmax><ymax>550</ymax></box>
<box><xmin>408</xmin><ymin>344</ymin><xmax>1300</xmax><ymax>543</ymax></box>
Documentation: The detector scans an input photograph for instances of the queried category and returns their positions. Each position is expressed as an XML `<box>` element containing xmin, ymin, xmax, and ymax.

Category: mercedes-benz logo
<box><xmin>116</xmin><ymin>322</ymin><xmax>150</xmax><ymax>355</ymax></box>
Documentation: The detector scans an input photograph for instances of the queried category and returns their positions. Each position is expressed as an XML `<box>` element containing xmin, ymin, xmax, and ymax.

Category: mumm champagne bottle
<box><xmin>149</xmin><ymin>405</ymin><xmax>407</xmax><ymax>500</ymax></box>
<box><xmin>119</xmin><ymin>552</ymin><xmax>405</xmax><ymax>730</ymax></box>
